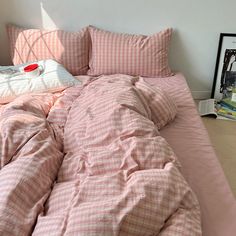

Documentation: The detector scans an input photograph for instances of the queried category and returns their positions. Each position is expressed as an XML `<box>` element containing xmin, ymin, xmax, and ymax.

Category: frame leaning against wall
<box><xmin>212</xmin><ymin>33</ymin><xmax>236</xmax><ymax>101</ymax></box>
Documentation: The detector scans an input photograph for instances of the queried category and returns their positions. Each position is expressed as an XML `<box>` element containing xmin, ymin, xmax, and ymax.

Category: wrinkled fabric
<box><xmin>0</xmin><ymin>75</ymin><xmax>201</xmax><ymax>236</ymax></box>
<box><xmin>0</xmin><ymin>94</ymin><xmax>63</xmax><ymax>235</ymax></box>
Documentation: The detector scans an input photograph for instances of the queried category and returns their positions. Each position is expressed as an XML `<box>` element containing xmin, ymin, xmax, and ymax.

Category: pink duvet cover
<box><xmin>0</xmin><ymin>75</ymin><xmax>201</xmax><ymax>235</ymax></box>
<box><xmin>0</xmin><ymin>94</ymin><xmax>63</xmax><ymax>235</ymax></box>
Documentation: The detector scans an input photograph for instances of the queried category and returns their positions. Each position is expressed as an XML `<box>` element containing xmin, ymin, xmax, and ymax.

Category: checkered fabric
<box><xmin>7</xmin><ymin>24</ymin><xmax>90</xmax><ymax>75</ymax></box>
<box><xmin>0</xmin><ymin>75</ymin><xmax>201</xmax><ymax>235</ymax></box>
<box><xmin>88</xmin><ymin>26</ymin><xmax>173</xmax><ymax>77</ymax></box>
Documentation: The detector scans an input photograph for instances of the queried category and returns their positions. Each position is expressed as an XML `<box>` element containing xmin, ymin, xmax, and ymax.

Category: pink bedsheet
<box><xmin>0</xmin><ymin>75</ymin><xmax>201</xmax><ymax>235</ymax></box>
<box><xmin>144</xmin><ymin>73</ymin><xmax>236</xmax><ymax>236</ymax></box>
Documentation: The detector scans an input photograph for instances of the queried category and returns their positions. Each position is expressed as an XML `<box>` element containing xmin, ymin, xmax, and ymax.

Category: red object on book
<box><xmin>24</xmin><ymin>64</ymin><xmax>39</xmax><ymax>72</ymax></box>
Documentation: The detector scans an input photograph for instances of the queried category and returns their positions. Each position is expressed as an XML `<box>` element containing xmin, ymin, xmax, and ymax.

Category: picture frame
<box><xmin>211</xmin><ymin>33</ymin><xmax>236</xmax><ymax>100</ymax></box>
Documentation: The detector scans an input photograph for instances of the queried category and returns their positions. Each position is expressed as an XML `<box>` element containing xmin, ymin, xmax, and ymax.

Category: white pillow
<box><xmin>0</xmin><ymin>59</ymin><xmax>80</xmax><ymax>104</ymax></box>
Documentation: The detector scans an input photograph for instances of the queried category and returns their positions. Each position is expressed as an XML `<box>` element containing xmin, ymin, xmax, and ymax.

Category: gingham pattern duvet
<box><xmin>0</xmin><ymin>75</ymin><xmax>201</xmax><ymax>235</ymax></box>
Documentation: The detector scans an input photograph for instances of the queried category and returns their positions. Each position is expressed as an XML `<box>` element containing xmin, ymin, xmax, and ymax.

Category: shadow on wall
<box><xmin>169</xmin><ymin>30</ymin><xmax>195</xmax><ymax>86</ymax></box>
<box><xmin>1</xmin><ymin>0</ymin><xmax>42</xmax><ymax>65</ymax></box>
<box><xmin>169</xmin><ymin>30</ymin><xmax>209</xmax><ymax>90</ymax></box>
<box><xmin>0</xmin><ymin>24</ymin><xmax>11</xmax><ymax>65</ymax></box>
<box><xmin>0</xmin><ymin>0</ymin><xmax>16</xmax><ymax>65</ymax></box>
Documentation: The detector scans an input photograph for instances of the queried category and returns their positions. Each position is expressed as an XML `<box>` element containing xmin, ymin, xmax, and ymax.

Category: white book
<box><xmin>198</xmin><ymin>99</ymin><xmax>236</xmax><ymax>121</ymax></box>
<box><xmin>198</xmin><ymin>99</ymin><xmax>217</xmax><ymax>118</ymax></box>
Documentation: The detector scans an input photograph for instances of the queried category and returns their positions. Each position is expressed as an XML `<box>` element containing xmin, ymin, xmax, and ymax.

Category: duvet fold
<box><xmin>0</xmin><ymin>94</ymin><xmax>63</xmax><ymax>235</ymax></box>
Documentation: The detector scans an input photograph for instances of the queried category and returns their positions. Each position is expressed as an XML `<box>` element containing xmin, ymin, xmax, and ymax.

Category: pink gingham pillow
<box><xmin>6</xmin><ymin>24</ymin><xmax>90</xmax><ymax>75</ymax></box>
<box><xmin>88</xmin><ymin>26</ymin><xmax>173</xmax><ymax>77</ymax></box>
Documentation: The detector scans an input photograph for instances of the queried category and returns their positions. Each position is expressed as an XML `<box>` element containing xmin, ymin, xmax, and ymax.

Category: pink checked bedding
<box><xmin>0</xmin><ymin>74</ymin><xmax>201</xmax><ymax>235</ymax></box>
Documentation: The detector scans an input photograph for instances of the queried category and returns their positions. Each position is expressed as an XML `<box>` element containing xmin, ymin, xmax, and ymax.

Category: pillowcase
<box><xmin>6</xmin><ymin>24</ymin><xmax>90</xmax><ymax>75</ymax></box>
<box><xmin>88</xmin><ymin>26</ymin><xmax>173</xmax><ymax>77</ymax></box>
<box><xmin>0</xmin><ymin>59</ymin><xmax>80</xmax><ymax>104</ymax></box>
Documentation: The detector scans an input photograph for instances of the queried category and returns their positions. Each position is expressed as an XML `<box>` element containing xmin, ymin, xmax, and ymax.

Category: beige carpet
<box><xmin>202</xmin><ymin>117</ymin><xmax>236</xmax><ymax>197</ymax></box>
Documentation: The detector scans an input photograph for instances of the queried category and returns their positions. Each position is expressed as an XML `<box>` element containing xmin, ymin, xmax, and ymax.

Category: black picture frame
<box><xmin>212</xmin><ymin>33</ymin><xmax>236</xmax><ymax>100</ymax></box>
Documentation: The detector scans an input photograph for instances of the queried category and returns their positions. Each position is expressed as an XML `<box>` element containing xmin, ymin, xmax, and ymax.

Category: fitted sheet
<box><xmin>143</xmin><ymin>73</ymin><xmax>236</xmax><ymax>236</ymax></box>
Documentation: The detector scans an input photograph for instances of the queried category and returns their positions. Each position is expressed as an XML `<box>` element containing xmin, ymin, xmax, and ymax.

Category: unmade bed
<box><xmin>0</xmin><ymin>74</ymin><xmax>201</xmax><ymax>235</ymax></box>
<box><xmin>1</xmin><ymin>24</ymin><xmax>236</xmax><ymax>236</ymax></box>
<box><xmin>0</xmin><ymin>73</ymin><xmax>235</xmax><ymax>236</ymax></box>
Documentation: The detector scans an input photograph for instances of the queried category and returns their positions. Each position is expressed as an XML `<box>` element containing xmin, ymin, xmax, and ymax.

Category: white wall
<box><xmin>1</xmin><ymin>0</ymin><xmax>236</xmax><ymax>98</ymax></box>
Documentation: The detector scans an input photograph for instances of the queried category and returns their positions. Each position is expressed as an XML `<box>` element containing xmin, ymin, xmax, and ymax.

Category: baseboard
<box><xmin>191</xmin><ymin>90</ymin><xmax>211</xmax><ymax>100</ymax></box>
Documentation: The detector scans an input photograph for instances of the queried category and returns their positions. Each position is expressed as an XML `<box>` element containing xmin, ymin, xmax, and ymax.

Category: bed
<box><xmin>0</xmin><ymin>24</ymin><xmax>236</xmax><ymax>236</ymax></box>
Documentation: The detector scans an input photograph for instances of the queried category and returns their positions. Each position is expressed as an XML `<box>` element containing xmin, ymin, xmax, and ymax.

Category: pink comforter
<box><xmin>0</xmin><ymin>75</ymin><xmax>201</xmax><ymax>235</ymax></box>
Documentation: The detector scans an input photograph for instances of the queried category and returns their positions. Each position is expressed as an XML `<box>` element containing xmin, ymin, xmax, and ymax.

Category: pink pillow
<box><xmin>88</xmin><ymin>26</ymin><xmax>173</xmax><ymax>77</ymax></box>
<box><xmin>6</xmin><ymin>24</ymin><xmax>90</xmax><ymax>75</ymax></box>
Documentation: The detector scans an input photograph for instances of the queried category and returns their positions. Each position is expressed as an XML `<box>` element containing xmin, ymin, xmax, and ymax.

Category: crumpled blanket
<box><xmin>0</xmin><ymin>74</ymin><xmax>201</xmax><ymax>236</ymax></box>
<box><xmin>0</xmin><ymin>94</ymin><xmax>63</xmax><ymax>235</ymax></box>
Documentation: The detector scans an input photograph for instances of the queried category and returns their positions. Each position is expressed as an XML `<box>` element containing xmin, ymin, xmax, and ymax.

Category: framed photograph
<box><xmin>212</xmin><ymin>33</ymin><xmax>236</xmax><ymax>100</ymax></box>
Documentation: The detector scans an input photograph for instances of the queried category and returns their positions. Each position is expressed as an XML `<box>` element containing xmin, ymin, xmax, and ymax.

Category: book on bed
<box><xmin>198</xmin><ymin>99</ymin><xmax>236</xmax><ymax>120</ymax></box>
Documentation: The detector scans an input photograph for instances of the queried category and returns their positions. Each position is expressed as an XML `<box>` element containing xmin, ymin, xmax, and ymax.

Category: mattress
<box><xmin>144</xmin><ymin>73</ymin><xmax>236</xmax><ymax>236</ymax></box>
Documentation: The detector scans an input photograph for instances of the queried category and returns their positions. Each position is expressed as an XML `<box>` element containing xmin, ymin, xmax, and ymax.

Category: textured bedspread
<box><xmin>0</xmin><ymin>94</ymin><xmax>63</xmax><ymax>235</ymax></box>
<box><xmin>0</xmin><ymin>75</ymin><xmax>201</xmax><ymax>235</ymax></box>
